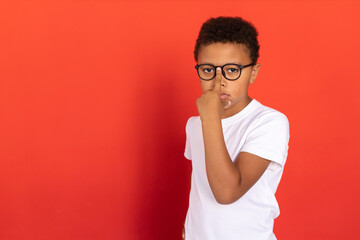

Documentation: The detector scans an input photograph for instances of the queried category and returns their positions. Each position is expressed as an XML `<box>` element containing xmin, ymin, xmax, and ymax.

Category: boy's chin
<box><xmin>222</xmin><ymin>100</ymin><xmax>232</xmax><ymax>109</ymax></box>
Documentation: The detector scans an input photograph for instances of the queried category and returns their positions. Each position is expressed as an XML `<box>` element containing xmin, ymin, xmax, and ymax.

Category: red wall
<box><xmin>1</xmin><ymin>1</ymin><xmax>359</xmax><ymax>239</ymax></box>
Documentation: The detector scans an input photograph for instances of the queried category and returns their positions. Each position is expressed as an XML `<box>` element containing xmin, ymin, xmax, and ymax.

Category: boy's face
<box><xmin>197</xmin><ymin>42</ymin><xmax>260</xmax><ymax>118</ymax></box>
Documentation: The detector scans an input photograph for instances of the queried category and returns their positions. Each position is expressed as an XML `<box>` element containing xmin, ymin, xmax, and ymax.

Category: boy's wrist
<box><xmin>200</xmin><ymin>115</ymin><xmax>222</xmax><ymax>126</ymax></box>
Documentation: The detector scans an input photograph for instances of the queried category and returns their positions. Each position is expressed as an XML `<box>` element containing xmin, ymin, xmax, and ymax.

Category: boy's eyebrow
<box><xmin>199</xmin><ymin>62</ymin><xmax>215</xmax><ymax>66</ymax></box>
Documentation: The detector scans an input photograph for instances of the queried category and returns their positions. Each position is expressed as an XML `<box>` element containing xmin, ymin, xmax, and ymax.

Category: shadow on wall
<box><xmin>133</xmin><ymin>56</ymin><xmax>192</xmax><ymax>239</ymax></box>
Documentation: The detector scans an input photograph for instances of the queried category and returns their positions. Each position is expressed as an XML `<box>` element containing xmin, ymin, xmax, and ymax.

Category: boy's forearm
<box><xmin>201</xmin><ymin>118</ymin><xmax>241</xmax><ymax>204</ymax></box>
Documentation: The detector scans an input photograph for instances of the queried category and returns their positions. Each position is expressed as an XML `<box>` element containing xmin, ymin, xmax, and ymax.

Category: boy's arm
<box><xmin>201</xmin><ymin>118</ymin><xmax>270</xmax><ymax>204</ymax></box>
<box><xmin>197</xmin><ymin>68</ymin><xmax>270</xmax><ymax>205</ymax></box>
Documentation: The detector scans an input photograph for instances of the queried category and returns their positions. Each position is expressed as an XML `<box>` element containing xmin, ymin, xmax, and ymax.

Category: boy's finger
<box><xmin>211</xmin><ymin>67</ymin><xmax>222</xmax><ymax>92</ymax></box>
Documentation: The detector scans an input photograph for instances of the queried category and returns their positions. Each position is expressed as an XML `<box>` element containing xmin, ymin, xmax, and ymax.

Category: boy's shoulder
<box><xmin>245</xmin><ymin>100</ymin><xmax>289</xmax><ymax>132</ymax></box>
<box><xmin>253</xmin><ymin>100</ymin><xmax>288</xmax><ymax>122</ymax></box>
<box><xmin>185</xmin><ymin>116</ymin><xmax>201</xmax><ymax>132</ymax></box>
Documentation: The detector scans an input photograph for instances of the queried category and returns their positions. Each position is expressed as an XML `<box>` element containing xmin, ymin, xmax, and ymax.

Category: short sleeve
<box><xmin>240</xmin><ymin>111</ymin><xmax>290</xmax><ymax>167</ymax></box>
<box><xmin>184</xmin><ymin>117</ymin><xmax>192</xmax><ymax>160</ymax></box>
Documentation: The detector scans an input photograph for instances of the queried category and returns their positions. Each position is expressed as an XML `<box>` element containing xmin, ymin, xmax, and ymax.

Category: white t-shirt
<box><xmin>184</xmin><ymin>99</ymin><xmax>290</xmax><ymax>240</ymax></box>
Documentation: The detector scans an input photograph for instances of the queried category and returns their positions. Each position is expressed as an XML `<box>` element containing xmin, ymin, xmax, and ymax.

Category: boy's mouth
<box><xmin>220</xmin><ymin>93</ymin><xmax>230</xmax><ymax>100</ymax></box>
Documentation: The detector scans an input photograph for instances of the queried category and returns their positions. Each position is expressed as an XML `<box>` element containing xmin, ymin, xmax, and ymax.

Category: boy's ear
<box><xmin>249</xmin><ymin>63</ymin><xmax>261</xmax><ymax>84</ymax></box>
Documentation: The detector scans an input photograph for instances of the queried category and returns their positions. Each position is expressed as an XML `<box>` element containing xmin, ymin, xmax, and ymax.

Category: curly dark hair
<box><xmin>194</xmin><ymin>16</ymin><xmax>260</xmax><ymax>63</ymax></box>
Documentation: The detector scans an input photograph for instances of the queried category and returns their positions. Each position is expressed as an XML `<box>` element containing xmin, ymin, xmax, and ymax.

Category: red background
<box><xmin>1</xmin><ymin>0</ymin><xmax>360</xmax><ymax>239</ymax></box>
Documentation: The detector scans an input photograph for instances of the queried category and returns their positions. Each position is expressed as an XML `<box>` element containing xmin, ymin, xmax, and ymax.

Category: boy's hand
<box><xmin>196</xmin><ymin>67</ymin><xmax>228</xmax><ymax>121</ymax></box>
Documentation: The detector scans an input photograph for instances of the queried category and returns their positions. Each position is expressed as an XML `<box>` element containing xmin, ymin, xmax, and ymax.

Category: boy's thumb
<box><xmin>212</xmin><ymin>67</ymin><xmax>222</xmax><ymax>91</ymax></box>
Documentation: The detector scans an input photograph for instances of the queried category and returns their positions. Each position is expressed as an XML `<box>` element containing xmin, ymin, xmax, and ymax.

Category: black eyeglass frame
<box><xmin>195</xmin><ymin>63</ymin><xmax>255</xmax><ymax>81</ymax></box>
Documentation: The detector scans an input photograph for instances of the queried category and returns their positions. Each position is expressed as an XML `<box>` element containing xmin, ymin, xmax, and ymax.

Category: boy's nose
<box><xmin>221</xmin><ymin>76</ymin><xmax>226</xmax><ymax>86</ymax></box>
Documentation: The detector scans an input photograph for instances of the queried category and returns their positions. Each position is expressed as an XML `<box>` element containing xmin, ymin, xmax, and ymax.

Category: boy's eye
<box><xmin>227</xmin><ymin>68</ymin><xmax>239</xmax><ymax>73</ymax></box>
<box><xmin>201</xmin><ymin>67</ymin><xmax>214</xmax><ymax>74</ymax></box>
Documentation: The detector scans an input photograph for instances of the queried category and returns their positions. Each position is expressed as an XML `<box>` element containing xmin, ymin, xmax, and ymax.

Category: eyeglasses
<box><xmin>195</xmin><ymin>63</ymin><xmax>255</xmax><ymax>81</ymax></box>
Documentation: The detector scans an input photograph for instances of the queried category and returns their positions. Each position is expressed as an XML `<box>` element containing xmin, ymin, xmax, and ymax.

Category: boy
<box><xmin>183</xmin><ymin>17</ymin><xmax>290</xmax><ymax>240</ymax></box>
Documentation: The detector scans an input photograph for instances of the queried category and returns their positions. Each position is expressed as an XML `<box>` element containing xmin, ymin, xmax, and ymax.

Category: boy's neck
<box><xmin>220</xmin><ymin>96</ymin><xmax>253</xmax><ymax>119</ymax></box>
